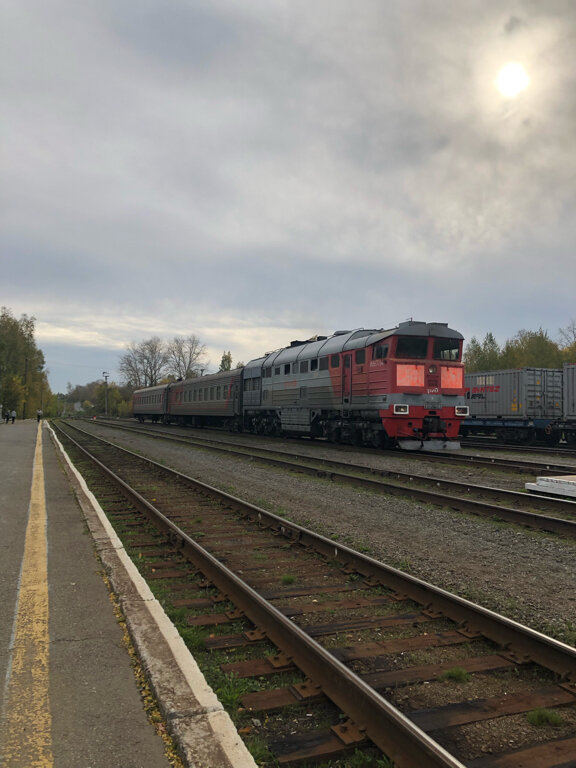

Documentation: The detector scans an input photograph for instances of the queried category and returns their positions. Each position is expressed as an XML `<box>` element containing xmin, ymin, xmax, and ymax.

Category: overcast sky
<box><xmin>3</xmin><ymin>1</ymin><xmax>576</xmax><ymax>393</ymax></box>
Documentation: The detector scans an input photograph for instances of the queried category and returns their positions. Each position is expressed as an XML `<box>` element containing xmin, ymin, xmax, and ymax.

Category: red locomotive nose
<box><xmin>422</xmin><ymin>415</ymin><xmax>447</xmax><ymax>435</ymax></box>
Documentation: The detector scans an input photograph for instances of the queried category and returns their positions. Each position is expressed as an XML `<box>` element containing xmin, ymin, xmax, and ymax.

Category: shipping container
<box><xmin>563</xmin><ymin>364</ymin><xmax>576</xmax><ymax>421</ymax></box>
<box><xmin>465</xmin><ymin>368</ymin><xmax>563</xmax><ymax>419</ymax></box>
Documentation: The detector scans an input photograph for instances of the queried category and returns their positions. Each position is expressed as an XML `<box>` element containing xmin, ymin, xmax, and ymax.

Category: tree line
<box><xmin>65</xmin><ymin>339</ymin><xmax>241</xmax><ymax>418</ymax></box>
<box><xmin>0</xmin><ymin>307</ymin><xmax>56</xmax><ymax>418</ymax></box>
<box><xmin>3</xmin><ymin>304</ymin><xmax>576</xmax><ymax>420</ymax></box>
<box><xmin>463</xmin><ymin>323</ymin><xmax>576</xmax><ymax>372</ymax></box>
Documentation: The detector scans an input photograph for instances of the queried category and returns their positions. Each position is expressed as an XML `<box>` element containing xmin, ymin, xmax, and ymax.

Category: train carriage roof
<box><xmin>133</xmin><ymin>383</ymin><xmax>169</xmax><ymax>395</ymax></box>
<box><xmin>171</xmin><ymin>368</ymin><xmax>242</xmax><ymax>387</ymax></box>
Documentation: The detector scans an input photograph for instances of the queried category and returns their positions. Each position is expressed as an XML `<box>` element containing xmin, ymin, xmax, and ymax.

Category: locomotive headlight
<box><xmin>428</xmin><ymin>364</ymin><xmax>437</xmax><ymax>374</ymax></box>
<box><xmin>393</xmin><ymin>404</ymin><xmax>409</xmax><ymax>415</ymax></box>
<box><xmin>455</xmin><ymin>406</ymin><xmax>469</xmax><ymax>416</ymax></box>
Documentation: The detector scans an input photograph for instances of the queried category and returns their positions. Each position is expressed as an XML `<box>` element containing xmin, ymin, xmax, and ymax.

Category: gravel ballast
<box><xmin>82</xmin><ymin>425</ymin><xmax>576</xmax><ymax>646</ymax></box>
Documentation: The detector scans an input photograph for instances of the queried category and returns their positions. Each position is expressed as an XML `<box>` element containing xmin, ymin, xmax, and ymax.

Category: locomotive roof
<box><xmin>244</xmin><ymin>321</ymin><xmax>463</xmax><ymax>372</ymax></box>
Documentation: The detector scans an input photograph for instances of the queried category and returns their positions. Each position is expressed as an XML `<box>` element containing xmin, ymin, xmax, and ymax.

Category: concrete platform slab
<box><xmin>525</xmin><ymin>475</ymin><xmax>576</xmax><ymax>498</ymax></box>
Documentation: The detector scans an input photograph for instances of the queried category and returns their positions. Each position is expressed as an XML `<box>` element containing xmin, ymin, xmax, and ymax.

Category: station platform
<box><xmin>0</xmin><ymin>421</ymin><xmax>256</xmax><ymax>768</ymax></box>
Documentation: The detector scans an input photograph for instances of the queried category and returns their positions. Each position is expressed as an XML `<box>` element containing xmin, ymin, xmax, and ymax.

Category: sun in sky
<box><xmin>496</xmin><ymin>62</ymin><xmax>530</xmax><ymax>98</ymax></box>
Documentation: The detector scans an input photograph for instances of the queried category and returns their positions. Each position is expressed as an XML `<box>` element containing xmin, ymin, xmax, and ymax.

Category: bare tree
<box><xmin>119</xmin><ymin>337</ymin><xmax>168</xmax><ymax>388</ymax></box>
<box><xmin>166</xmin><ymin>335</ymin><xmax>207</xmax><ymax>380</ymax></box>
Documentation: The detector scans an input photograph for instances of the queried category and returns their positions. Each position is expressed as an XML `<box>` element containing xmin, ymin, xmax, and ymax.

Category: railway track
<box><xmin>82</xmin><ymin>420</ymin><xmax>576</xmax><ymax>539</ymax></box>
<box><xmin>97</xmin><ymin>418</ymin><xmax>576</xmax><ymax>475</ymax></box>
<box><xmin>461</xmin><ymin>438</ymin><xmax>576</xmax><ymax>459</ymax></box>
<box><xmin>52</xmin><ymin>420</ymin><xmax>576</xmax><ymax>768</ymax></box>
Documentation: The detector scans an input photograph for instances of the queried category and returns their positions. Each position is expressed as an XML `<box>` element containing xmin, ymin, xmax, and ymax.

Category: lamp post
<box><xmin>102</xmin><ymin>372</ymin><xmax>109</xmax><ymax>417</ymax></box>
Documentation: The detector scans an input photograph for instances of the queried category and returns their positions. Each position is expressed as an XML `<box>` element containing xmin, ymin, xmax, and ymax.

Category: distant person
<box><xmin>3</xmin><ymin>409</ymin><xmax>8</xmax><ymax>424</ymax></box>
<box><xmin>37</xmin><ymin>409</ymin><xmax>43</xmax><ymax>422</ymax></box>
<box><xmin>11</xmin><ymin>410</ymin><xmax>16</xmax><ymax>424</ymax></box>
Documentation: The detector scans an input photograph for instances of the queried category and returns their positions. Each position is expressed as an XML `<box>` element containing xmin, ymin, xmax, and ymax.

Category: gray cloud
<box><xmin>3</xmin><ymin>0</ymin><xmax>576</xmax><ymax>391</ymax></box>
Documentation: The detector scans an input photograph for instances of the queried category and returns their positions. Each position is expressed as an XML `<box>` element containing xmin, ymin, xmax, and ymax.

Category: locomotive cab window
<box><xmin>396</xmin><ymin>337</ymin><xmax>428</xmax><ymax>359</ymax></box>
<box><xmin>433</xmin><ymin>338</ymin><xmax>461</xmax><ymax>361</ymax></box>
<box><xmin>374</xmin><ymin>344</ymin><xmax>388</xmax><ymax>360</ymax></box>
<box><xmin>284</xmin><ymin>364</ymin><xmax>291</xmax><ymax>375</ymax></box>
<box><xmin>355</xmin><ymin>349</ymin><xmax>365</xmax><ymax>364</ymax></box>
<box><xmin>300</xmin><ymin>361</ymin><xmax>309</xmax><ymax>373</ymax></box>
<box><xmin>330</xmin><ymin>355</ymin><xmax>340</xmax><ymax>368</ymax></box>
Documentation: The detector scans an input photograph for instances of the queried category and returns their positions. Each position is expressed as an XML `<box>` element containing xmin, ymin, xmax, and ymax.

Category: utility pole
<box><xmin>102</xmin><ymin>372</ymin><xmax>109</xmax><ymax>417</ymax></box>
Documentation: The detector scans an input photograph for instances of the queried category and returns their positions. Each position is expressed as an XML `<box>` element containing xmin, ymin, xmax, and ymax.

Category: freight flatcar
<box><xmin>461</xmin><ymin>364</ymin><xmax>576</xmax><ymax>445</ymax></box>
<box><xmin>133</xmin><ymin>320</ymin><xmax>470</xmax><ymax>450</ymax></box>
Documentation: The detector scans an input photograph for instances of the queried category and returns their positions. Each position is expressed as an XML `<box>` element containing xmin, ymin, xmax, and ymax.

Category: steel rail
<box><xmin>88</xmin><ymin>418</ymin><xmax>576</xmax><ymax>481</ymax></box>
<box><xmin>95</xmin><ymin>418</ymin><xmax>576</xmax><ymax>474</ymax></box>
<box><xmin>420</xmin><ymin>450</ymin><xmax>575</xmax><ymax>474</ymax></box>
<box><xmin>461</xmin><ymin>438</ymin><xmax>576</xmax><ymax>457</ymax></box>
<box><xmin>56</xmin><ymin>422</ymin><xmax>576</xmax><ymax>682</ymax></box>
<box><xmin>79</xmin><ymin>420</ymin><xmax>576</xmax><ymax>537</ymax></box>
<box><xmin>52</xmin><ymin>423</ymin><xmax>466</xmax><ymax>767</ymax></box>
<box><xmin>53</xmin><ymin>423</ymin><xmax>576</xmax><ymax>766</ymax></box>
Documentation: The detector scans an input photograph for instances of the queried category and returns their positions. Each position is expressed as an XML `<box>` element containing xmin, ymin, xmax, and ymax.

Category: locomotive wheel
<box><xmin>327</xmin><ymin>425</ymin><xmax>341</xmax><ymax>443</ymax></box>
<box><xmin>265</xmin><ymin>419</ymin><xmax>280</xmax><ymax>436</ymax></box>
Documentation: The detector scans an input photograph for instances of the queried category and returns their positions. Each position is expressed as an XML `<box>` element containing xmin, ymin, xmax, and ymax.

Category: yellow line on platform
<box><xmin>0</xmin><ymin>425</ymin><xmax>53</xmax><ymax>767</ymax></box>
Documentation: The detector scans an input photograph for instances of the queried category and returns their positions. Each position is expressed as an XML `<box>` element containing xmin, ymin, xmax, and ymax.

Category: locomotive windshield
<box><xmin>433</xmin><ymin>338</ymin><xmax>461</xmax><ymax>361</ymax></box>
<box><xmin>396</xmin><ymin>337</ymin><xmax>428</xmax><ymax>358</ymax></box>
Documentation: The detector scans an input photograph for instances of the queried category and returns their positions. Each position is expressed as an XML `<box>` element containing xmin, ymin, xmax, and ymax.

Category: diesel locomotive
<box><xmin>132</xmin><ymin>320</ymin><xmax>469</xmax><ymax>450</ymax></box>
